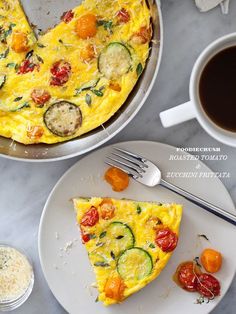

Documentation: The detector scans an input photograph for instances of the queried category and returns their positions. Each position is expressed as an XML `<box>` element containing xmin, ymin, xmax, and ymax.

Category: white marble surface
<box><xmin>0</xmin><ymin>0</ymin><xmax>236</xmax><ymax>313</ymax></box>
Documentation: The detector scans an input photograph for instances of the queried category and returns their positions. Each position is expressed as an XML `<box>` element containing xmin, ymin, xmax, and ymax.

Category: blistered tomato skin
<box><xmin>75</xmin><ymin>14</ymin><xmax>97</xmax><ymax>39</ymax></box>
<box><xmin>11</xmin><ymin>31</ymin><xmax>29</xmax><ymax>53</ymax></box>
<box><xmin>117</xmin><ymin>8</ymin><xmax>130</xmax><ymax>23</ymax></box>
<box><xmin>31</xmin><ymin>89</ymin><xmax>51</xmax><ymax>106</ymax></box>
<box><xmin>27</xmin><ymin>126</ymin><xmax>44</xmax><ymax>140</ymax></box>
<box><xmin>50</xmin><ymin>60</ymin><xmax>71</xmax><ymax>86</ymax></box>
<box><xmin>100</xmin><ymin>199</ymin><xmax>115</xmax><ymax>220</ymax></box>
<box><xmin>201</xmin><ymin>248</ymin><xmax>222</xmax><ymax>273</ymax></box>
<box><xmin>18</xmin><ymin>59</ymin><xmax>39</xmax><ymax>74</ymax></box>
<box><xmin>104</xmin><ymin>276</ymin><xmax>125</xmax><ymax>301</ymax></box>
<box><xmin>81</xmin><ymin>207</ymin><xmax>99</xmax><ymax>227</ymax></box>
<box><xmin>132</xmin><ymin>26</ymin><xmax>152</xmax><ymax>44</ymax></box>
<box><xmin>155</xmin><ymin>227</ymin><xmax>178</xmax><ymax>252</ymax></box>
<box><xmin>196</xmin><ymin>273</ymin><xmax>221</xmax><ymax>298</ymax></box>
<box><xmin>175</xmin><ymin>261</ymin><xmax>202</xmax><ymax>292</ymax></box>
<box><xmin>61</xmin><ymin>10</ymin><xmax>74</xmax><ymax>23</ymax></box>
<box><xmin>104</xmin><ymin>167</ymin><xmax>129</xmax><ymax>192</ymax></box>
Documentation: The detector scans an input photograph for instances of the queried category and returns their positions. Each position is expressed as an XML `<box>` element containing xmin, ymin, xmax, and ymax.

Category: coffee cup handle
<box><xmin>159</xmin><ymin>101</ymin><xmax>196</xmax><ymax>128</ymax></box>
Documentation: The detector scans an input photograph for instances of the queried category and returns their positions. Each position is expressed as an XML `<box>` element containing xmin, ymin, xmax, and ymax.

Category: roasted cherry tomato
<box><xmin>75</xmin><ymin>14</ymin><xmax>97</xmax><ymax>39</ymax></box>
<box><xmin>80</xmin><ymin>227</ymin><xmax>91</xmax><ymax>243</ymax></box>
<box><xmin>61</xmin><ymin>10</ymin><xmax>74</xmax><ymax>23</ymax></box>
<box><xmin>155</xmin><ymin>227</ymin><xmax>178</xmax><ymax>252</ymax></box>
<box><xmin>50</xmin><ymin>60</ymin><xmax>71</xmax><ymax>86</ymax></box>
<box><xmin>27</xmin><ymin>125</ymin><xmax>44</xmax><ymax>140</ymax></box>
<box><xmin>201</xmin><ymin>248</ymin><xmax>222</xmax><ymax>273</ymax></box>
<box><xmin>18</xmin><ymin>59</ymin><xmax>38</xmax><ymax>74</ymax></box>
<box><xmin>100</xmin><ymin>198</ymin><xmax>116</xmax><ymax>220</ymax></box>
<box><xmin>117</xmin><ymin>8</ymin><xmax>130</xmax><ymax>23</ymax></box>
<box><xmin>196</xmin><ymin>273</ymin><xmax>221</xmax><ymax>298</ymax></box>
<box><xmin>104</xmin><ymin>276</ymin><xmax>125</xmax><ymax>301</ymax></box>
<box><xmin>31</xmin><ymin>89</ymin><xmax>51</xmax><ymax>106</ymax></box>
<box><xmin>11</xmin><ymin>31</ymin><xmax>29</xmax><ymax>53</ymax></box>
<box><xmin>81</xmin><ymin>206</ymin><xmax>99</xmax><ymax>227</ymax></box>
<box><xmin>132</xmin><ymin>26</ymin><xmax>152</xmax><ymax>44</ymax></box>
<box><xmin>109</xmin><ymin>81</ymin><xmax>122</xmax><ymax>92</ymax></box>
<box><xmin>80</xmin><ymin>44</ymin><xmax>96</xmax><ymax>62</ymax></box>
<box><xmin>104</xmin><ymin>167</ymin><xmax>129</xmax><ymax>192</ymax></box>
<box><xmin>174</xmin><ymin>261</ymin><xmax>202</xmax><ymax>292</ymax></box>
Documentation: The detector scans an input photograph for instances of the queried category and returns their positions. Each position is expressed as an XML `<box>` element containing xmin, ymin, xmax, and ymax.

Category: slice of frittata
<box><xmin>73</xmin><ymin>197</ymin><xmax>182</xmax><ymax>306</ymax></box>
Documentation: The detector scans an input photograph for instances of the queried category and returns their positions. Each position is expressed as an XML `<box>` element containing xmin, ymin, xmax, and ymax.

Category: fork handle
<box><xmin>160</xmin><ymin>179</ymin><xmax>236</xmax><ymax>226</ymax></box>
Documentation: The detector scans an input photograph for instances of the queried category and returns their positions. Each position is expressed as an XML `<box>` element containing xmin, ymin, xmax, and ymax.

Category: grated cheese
<box><xmin>0</xmin><ymin>247</ymin><xmax>33</xmax><ymax>302</ymax></box>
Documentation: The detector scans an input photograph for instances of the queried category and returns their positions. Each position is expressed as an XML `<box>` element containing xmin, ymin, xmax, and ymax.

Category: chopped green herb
<box><xmin>198</xmin><ymin>234</ymin><xmax>209</xmax><ymax>241</ymax></box>
<box><xmin>94</xmin><ymin>261</ymin><xmax>109</xmax><ymax>267</ymax></box>
<box><xmin>13</xmin><ymin>96</ymin><xmax>23</xmax><ymax>102</ymax></box>
<box><xmin>0</xmin><ymin>74</ymin><xmax>6</xmax><ymax>89</ymax></box>
<box><xmin>92</xmin><ymin>89</ymin><xmax>104</xmax><ymax>97</ymax></box>
<box><xmin>26</xmin><ymin>50</ymin><xmax>34</xmax><ymax>59</ymax></box>
<box><xmin>10</xmin><ymin>102</ymin><xmax>30</xmax><ymax>112</ymax></box>
<box><xmin>116</xmin><ymin>235</ymin><xmax>124</xmax><ymax>240</ymax></box>
<box><xmin>149</xmin><ymin>243</ymin><xmax>155</xmax><ymax>249</ymax></box>
<box><xmin>36</xmin><ymin>54</ymin><xmax>44</xmax><ymax>63</ymax></box>
<box><xmin>6</xmin><ymin>62</ymin><xmax>17</xmax><ymax>69</ymax></box>
<box><xmin>97</xmin><ymin>20</ymin><xmax>113</xmax><ymax>33</ymax></box>
<box><xmin>95</xmin><ymin>296</ymin><xmax>99</xmax><ymax>303</ymax></box>
<box><xmin>89</xmin><ymin>234</ymin><xmax>96</xmax><ymax>240</ymax></box>
<box><xmin>137</xmin><ymin>205</ymin><xmax>142</xmax><ymax>214</ymax></box>
<box><xmin>110</xmin><ymin>251</ymin><xmax>115</xmax><ymax>260</ymax></box>
<box><xmin>136</xmin><ymin>63</ymin><xmax>143</xmax><ymax>77</ymax></box>
<box><xmin>96</xmin><ymin>242</ymin><xmax>105</xmax><ymax>247</ymax></box>
<box><xmin>0</xmin><ymin>47</ymin><xmax>9</xmax><ymax>59</ymax></box>
<box><xmin>85</xmin><ymin>94</ymin><xmax>92</xmax><ymax>106</ymax></box>
<box><xmin>37</xmin><ymin>43</ymin><xmax>46</xmax><ymax>48</ymax></box>
<box><xmin>99</xmin><ymin>231</ymin><xmax>107</xmax><ymax>239</ymax></box>
<box><xmin>58</xmin><ymin>39</ymin><xmax>63</xmax><ymax>44</ymax></box>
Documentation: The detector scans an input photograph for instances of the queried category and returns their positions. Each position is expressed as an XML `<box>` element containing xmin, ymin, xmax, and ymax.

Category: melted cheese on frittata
<box><xmin>0</xmin><ymin>0</ymin><xmax>151</xmax><ymax>144</ymax></box>
<box><xmin>74</xmin><ymin>197</ymin><xmax>182</xmax><ymax>306</ymax></box>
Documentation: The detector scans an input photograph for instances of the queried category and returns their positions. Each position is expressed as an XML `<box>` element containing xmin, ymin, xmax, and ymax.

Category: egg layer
<box><xmin>0</xmin><ymin>0</ymin><xmax>152</xmax><ymax>144</ymax></box>
<box><xmin>74</xmin><ymin>197</ymin><xmax>183</xmax><ymax>306</ymax></box>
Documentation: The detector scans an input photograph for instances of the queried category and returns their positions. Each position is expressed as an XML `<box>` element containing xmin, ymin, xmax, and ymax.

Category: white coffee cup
<box><xmin>160</xmin><ymin>33</ymin><xmax>236</xmax><ymax>147</ymax></box>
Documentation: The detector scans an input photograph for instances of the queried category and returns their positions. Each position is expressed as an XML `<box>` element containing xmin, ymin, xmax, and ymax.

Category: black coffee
<box><xmin>199</xmin><ymin>46</ymin><xmax>236</xmax><ymax>132</ymax></box>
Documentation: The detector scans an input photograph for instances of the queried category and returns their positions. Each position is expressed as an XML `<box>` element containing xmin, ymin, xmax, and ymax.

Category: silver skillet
<box><xmin>0</xmin><ymin>0</ymin><xmax>163</xmax><ymax>161</ymax></box>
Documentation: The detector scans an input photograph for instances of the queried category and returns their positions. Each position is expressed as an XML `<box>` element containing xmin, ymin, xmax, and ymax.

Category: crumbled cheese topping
<box><xmin>0</xmin><ymin>247</ymin><xmax>33</xmax><ymax>302</ymax></box>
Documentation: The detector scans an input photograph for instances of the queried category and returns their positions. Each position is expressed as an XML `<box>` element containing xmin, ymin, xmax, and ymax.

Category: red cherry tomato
<box><xmin>80</xmin><ymin>228</ymin><xmax>91</xmax><ymax>243</ymax></box>
<box><xmin>175</xmin><ymin>262</ymin><xmax>202</xmax><ymax>292</ymax></box>
<box><xmin>61</xmin><ymin>10</ymin><xmax>74</xmax><ymax>23</ymax></box>
<box><xmin>117</xmin><ymin>8</ymin><xmax>130</xmax><ymax>23</ymax></box>
<box><xmin>81</xmin><ymin>207</ymin><xmax>99</xmax><ymax>227</ymax></box>
<box><xmin>50</xmin><ymin>60</ymin><xmax>71</xmax><ymax>86</ymax></box>
<box><xmin>18</xmin><ymin>59</ymin><xmax>39</xmax><ymax>74</ymax></box>
<box><xmin>155</xmin><ymin>227</ymin><xmax>178</xmax><ymax>252</ymax></box>
<box><xmin>31</xmin><ymin>89</ymin><xmax>51</xmax><ymax>106</ymax></box>
<box><xmin>196</xmin><ymin>273</ymin><xmax>221</xmax><ymax>298</ymax></box>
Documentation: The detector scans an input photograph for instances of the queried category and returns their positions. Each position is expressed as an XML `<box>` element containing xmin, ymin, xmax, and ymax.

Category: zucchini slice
<box><xmin>0</xmin><ymin>75</ymin><xmax>6</xmax><ymax>89</ymax></box>
<box><xmin>44</xmin><ymin>101</ymin><xmax>82</xmax><ymax>137</ymax></box>
<box><xmin>117</xmin><ymin>248</ymin><xmax>153</xmax><ymax>281</ymax></box>
<box><xmin>105</xmin><ymin>222</ymin><xmax>134</xmax><ymax>257</ymax></box>
<box><xmin>98</xmin><ymin>42</ymin><xmax>132</xmax><ymax>80</ymax></box>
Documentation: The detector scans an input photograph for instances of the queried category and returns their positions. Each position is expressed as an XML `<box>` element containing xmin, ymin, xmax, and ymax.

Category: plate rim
<box><xmin>38</xmin><ymin>140</ymin><xmax>236</xmax><ymax>314</ymax></box>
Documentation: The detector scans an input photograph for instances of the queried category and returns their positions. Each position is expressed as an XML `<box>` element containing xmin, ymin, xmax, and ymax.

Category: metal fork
<box><xmin>105</xmin><ymin>147</ymin><xmax>236</xmax><ymax>226</ymax></box>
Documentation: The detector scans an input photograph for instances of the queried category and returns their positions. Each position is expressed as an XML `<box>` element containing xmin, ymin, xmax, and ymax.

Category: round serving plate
<box><xmin>0</xmin><ymin>0</ymin><xmax>163</xmax><ymax>161</ymax></box>
<box><xmin>39</xmin><ymin>141</ymin><xmax>236</xmax><ymax>314</ymax></box>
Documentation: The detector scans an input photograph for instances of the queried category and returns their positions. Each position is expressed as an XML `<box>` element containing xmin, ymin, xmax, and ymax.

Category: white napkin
<box><xmin>195</xmin><ymin>0</ymin><xmax>230</xmax><ymax>14</ymax></box>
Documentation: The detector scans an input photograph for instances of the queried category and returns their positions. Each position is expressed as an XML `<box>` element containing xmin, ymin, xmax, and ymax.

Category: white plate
<box><xmin>39</xmin><ymin>141</ymin><xmax>236</xmax><ymax>314</ymax></box>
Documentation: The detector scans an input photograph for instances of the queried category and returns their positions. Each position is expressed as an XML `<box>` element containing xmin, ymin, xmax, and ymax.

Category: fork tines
<box><xmin>105</xmin><ymin>147</ymin><xmax>147</xmax><ymax>179</ymax></box>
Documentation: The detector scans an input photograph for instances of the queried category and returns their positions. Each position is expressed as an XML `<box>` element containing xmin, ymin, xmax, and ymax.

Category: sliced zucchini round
<box><xmin>98</xmin><ymin>42</ymin><xmax>132</xmax><ymax>80</ymax></box>
<box><xmin>117</xmin><ymin>248</ymin><xmax>153</xmax><ymax>281</ymax></box>
<box><xmin>44</xmin><ymin>101</ymin><xmax>82</xmax><ymax>137</ymax></box>
<box><xmin>105</xmin><ymin>222</ymin><xmax>134</xmax><ymax>257</ymax></box>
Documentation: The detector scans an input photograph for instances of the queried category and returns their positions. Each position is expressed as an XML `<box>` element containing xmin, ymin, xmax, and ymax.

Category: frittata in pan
<box><xmin>73</xmin><ymin>197</ymin><xmax>182</xmax><ymax>305</ymax></box>
<box><xmin>0</xmin><ymin>0</ymin><xmax>152</xmax><ymax>144</ymax></box>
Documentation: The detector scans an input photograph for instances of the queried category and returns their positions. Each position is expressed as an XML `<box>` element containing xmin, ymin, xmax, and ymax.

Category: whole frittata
<box><xmin>0</xmin><ymin>0</ymin><xmax>152</xmax><ymax>144</ymax></box>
